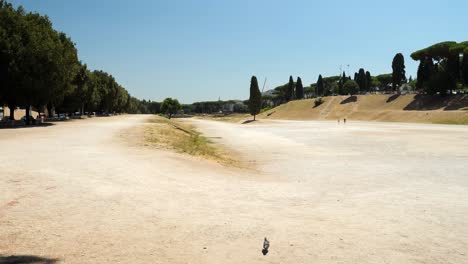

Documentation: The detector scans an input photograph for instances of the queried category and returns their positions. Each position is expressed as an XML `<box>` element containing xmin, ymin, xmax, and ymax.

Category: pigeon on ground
<box><xmin>262</xmin><ymin>237</ymin><xmax>270</xmax><ymax>256</ymax></box>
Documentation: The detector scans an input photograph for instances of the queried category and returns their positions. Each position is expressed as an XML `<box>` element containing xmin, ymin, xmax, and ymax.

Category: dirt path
<box><xmin>1</xmin><ymin>116</ymin><xmax>468</xmax><ymax>263</ymax></box>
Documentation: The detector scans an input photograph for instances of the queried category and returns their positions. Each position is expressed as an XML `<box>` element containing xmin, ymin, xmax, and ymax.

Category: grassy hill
<box><xmin>260</xmin><ymin>94</ymin><xmax>468</xmax><ymax>125</ymax></box>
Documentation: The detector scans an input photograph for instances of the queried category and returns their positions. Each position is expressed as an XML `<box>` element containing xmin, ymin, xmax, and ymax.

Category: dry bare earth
<box><xmin>1</xmin><ymin>115</ymin><xmax>468</xmax><ymax>263</ymax></box>
<box><xmin>261</xmin><ymin>94</ymin><xmax>468</xmax><ymax>124</ymax></box>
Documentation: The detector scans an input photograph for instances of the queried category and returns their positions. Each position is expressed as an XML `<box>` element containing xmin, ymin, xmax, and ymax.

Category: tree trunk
<box><xmin>47</xmin><ymin>104</ymin><xmax>54</xmax><ymax>118</ymax></box>
<box><xmin>8</xmin><ymin>103</ymin><xmax>15</xmax><ymax>121</ymax></box>
<box><xmin>25</xmin><ymin>105</ymin><xmax>31</xmax><ymax>125</ymax></box>
<box><xmin>81</xmin><ymin>103</ymin><xmax>85</xmax><ymax>115</ymax></box>
<box><xmin>254</xmin><ymin>114</ymin><xmax>256</xmax><ymax>121</ymax></box>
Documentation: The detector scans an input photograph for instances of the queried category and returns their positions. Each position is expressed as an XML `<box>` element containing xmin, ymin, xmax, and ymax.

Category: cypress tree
<box><xmin>317</xmin><ymin>75</ymin><xmax>324</xmax><ymax>96</ymax></box>
<box><xmin>365</xmin><ymin>71</ymin><xmax>372</xmax><ymax>92</ymax></box>
<box><xmin>462</xmin><ymin>53</ymin><xmax>468</xmax><ymax>86</ymax></box>
<box><xmin>392</xmin><ymin>53</ymin><xmax>406</xmax><ymax>91</ymax></box>
<box><xmin>338</xmin><ymin>72</ymin><xmax>346</xmax><ymax>95</ymax></box>
<box><xmin>295</xmin><ymin>77</ymin><xmax>304</xmax><ymax>99</ymax></box>
<box><xmin>248</xmin><ymin>76</ymin><xmax>262</xmax><ymax>121</ymax></box>
<box><xmin>287</xmin><ymin>76</ymin><xmax>295</xmax><ymax>101</ymax></box>
<box><xmin>356</xmin><ymin>68</ymin><xmax>367</xmax><ymax>92</ymax></box>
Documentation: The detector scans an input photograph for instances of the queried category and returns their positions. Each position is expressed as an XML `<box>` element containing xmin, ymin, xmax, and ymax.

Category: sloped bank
<box><xmin>260</xmin><ymin>94</ymin><xmax>468</xmax><ymax>125</ymax></box>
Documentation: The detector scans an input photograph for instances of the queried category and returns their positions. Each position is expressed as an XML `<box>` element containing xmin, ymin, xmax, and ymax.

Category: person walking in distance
<box><xmin>344</xmin><ymin>118</ymin><xmax>347</xmax><ymax>124</ymax></box>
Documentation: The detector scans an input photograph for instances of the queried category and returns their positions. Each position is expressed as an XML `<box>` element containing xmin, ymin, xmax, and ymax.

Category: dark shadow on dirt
<box><xmin>340</xmin><ymin>96</ymin><xmax>357</xmax><ymax>104</ymax></box>
<box><xmin>242</xmin><ymin>120</ymin><xmax>257</xmax><ymax>124</ymax></box>
<box><xmin>386</xmin><ymin>94</ymin><xmax>400</xmax><ymax>103</ymax></box>
<box><xmin>0</xmin><ymin>255</ymin><xmax>59</xmax><ymax>264</ymax></box>
<box><xmin>0</xmin><ymin>123</ymin><xmax>55</xmax><ymax>130</ymax></box>
<box><xmin>404</xmin><ymin>94</ymin><xmax>468</xmax><ymax>111</ymax></box>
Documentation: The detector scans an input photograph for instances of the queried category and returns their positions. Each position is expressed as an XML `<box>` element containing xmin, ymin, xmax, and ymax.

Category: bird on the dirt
<box><xmin>262</xmin><ymin>237</ymin><xmax>270</xmax><ymax>256</ymax></box>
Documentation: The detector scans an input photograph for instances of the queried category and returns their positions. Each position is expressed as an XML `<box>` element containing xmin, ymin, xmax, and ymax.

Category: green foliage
<box><xmin>272</xmin><ymin>84</ymin><xmax>287</xmax><ymax>103</ymax></box>
<box><xmin>411</xmin><ymin>41</ymin><xmax>458</xmax><ymax>61</ymax></box>
<box><xmin>426</xmin><ymin>62</ymin><xmax>456</xmax><ymax>95</ymax></box>
<box><xmin>317</xmin><ymin>75</ymin><xmax>324</xmax><ymax>96</ymax></box>
<box><xmin>376</xmin><ymin>74</ymin><xmax>392</xmax><ymax>91</ymax></box>
<box><xmin>161</xmin><ymin>98</ymin><xmax>181</xmax><ymax>118</ymax></box>
<box><xmin>411</xmin><ymin>41</ymin><xmax>468</xmax><ymax>93</ymax></box>
<box><xmin>248</xmin><ymin>76</ymin><xmax>262</xmax><ymax>120</ymax></box>
<box><xmin>287</xmin><ymin>76</ymin><xmax>295</xmax><ymax>101</ymax></box>
<box><xmin>462</xmin><ymin>54</ymin><xmax>468</xmax><ymax>86</ymax></box>
<box><xmin>356</xmin><ymin>69</ymin><xmax>367</xmax><ymax>92</ymax></box>
<box><xmin>365</xmin><ymin>71</ymin><xmax>372</xmax><ymax>92</ymax></box>
<box><xmin>0</xmin><ymin>1</ymin><xmax>138</xmax><ymax>119</ymax></box>
<box><xmin>392</xmin><ymin>53</ymin><xmax>406</xmax><ymax>90</ymax></box>
<box><xmin>416</xmin><ymin>57</ymin><xmax>435</xmax><ymax>90</ymax></box>
<box><xmin>295</xmin><ymin>77</ymin><xmax>304</xmax><ymax>99</ymax></box>
<box><xmin>342</xmin><ymin>80</ymin><xmax>359</xmax><ymax>95</ymax></box>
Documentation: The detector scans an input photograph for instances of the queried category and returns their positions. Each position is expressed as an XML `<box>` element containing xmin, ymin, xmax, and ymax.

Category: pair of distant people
<box><xmin>338</xmin><ymin>118</ymin><xmax>346</xmax><ymax>124</ymax></box>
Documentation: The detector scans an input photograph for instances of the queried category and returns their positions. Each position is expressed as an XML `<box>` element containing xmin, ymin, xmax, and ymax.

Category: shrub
<box><xmin>314</xmin><ymin>97</ymin><xmax>324</xmax><ymax>107</ymax></box>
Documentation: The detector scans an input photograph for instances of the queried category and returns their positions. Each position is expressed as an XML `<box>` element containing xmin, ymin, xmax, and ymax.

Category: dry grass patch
<box><xmin>144</xmin><ymin>116</ymin><xmax>237</xmax><ymax>165</ymax></box>
<box><xmin>194</xmin><ymin>113</ymin><xmax>251</xmax><ymax>123</ymax></box>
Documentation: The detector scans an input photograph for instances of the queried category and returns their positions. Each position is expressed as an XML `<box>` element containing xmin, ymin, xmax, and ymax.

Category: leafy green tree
<box><xmin>392</xmin><ymin>53</ymin><xmax>406</xmax><ymax>91</ymax></box>
<box><xmin>342</xmin><ymin>80</ymin><xmax>359</xmax><ymax>95</ymax></box>
<box><xmin>72</xmin><ymin>63</ymin><xmax>90</xmax><ymax>114</ymax></box>
<box><xmin>426</xmin><ymin>62</ymin><xmax>455</xmax><ymax>95</ymax></box>
<box><xmin>272</xmin><ymin>83</ymin><xmax>288</xmax><ymax>105</ymax></box>
<box><xmin>248</xmin><ymin>76</ymin><xmax>261</xmax><ymax>120</ymax></box>
<box><xmin>161</xmin><ymin>98</ymin><xmax>181</xmax><ymax>119</ymax></box>
<box><xmin>295</xmin><ymin>77</ymin><xmax>304</xmax><ymax>99</ymax></box>
<box><xmin>371</xmin><ymin>76</ymin><xmax>381</xmax><ymax>89</ymax></box>
<box><xmin>0</xmin><ymin>1</ymin><xmax>22</xmax><ymax>119</ymax></box>
<box><xmin>317</xmin><ymin>75</ymin><xmax>324</xmax><ymax>96</ymax></box>
<box><xmin>376</xmin><ymin>74</ymin><xmax>392</xmax><ymax>91</ymax></box>
<box><xmin>416</xmin><ymin>57</ymin><xmax>434</xmax><ymax>90</ymax></box>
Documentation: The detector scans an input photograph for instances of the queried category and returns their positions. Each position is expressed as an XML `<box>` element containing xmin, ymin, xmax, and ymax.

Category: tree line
<box><xmin>0</xmin><ymin>1</ymin><xmax>144</xmax><ymax>123</ymax></box>
<box><xmin>412</xmin><ymin>41</ymin><xmax>468</xmax><ymax>95</ymax></box>
<box><xmin>250</xmin><ymin>41</ymin><xmax>468</xmax><ymax>118</ymax></box>
<box><xmin>266</xmin><ymin>53</ymin><xmax>408</xmax><ymax>107</ymax></box>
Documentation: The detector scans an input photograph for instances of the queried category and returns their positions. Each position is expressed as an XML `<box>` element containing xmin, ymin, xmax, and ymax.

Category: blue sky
<box><xmin>10</xmin><ymin>0</ymin><xmax>468</xmax><ymax>103</ymax></box>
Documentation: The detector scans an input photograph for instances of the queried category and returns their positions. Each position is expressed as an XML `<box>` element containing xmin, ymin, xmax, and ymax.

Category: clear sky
<box><xmin>10</xmin><ymin>0</ymin><xmax>468</xmax><ymax>103</ymax></box>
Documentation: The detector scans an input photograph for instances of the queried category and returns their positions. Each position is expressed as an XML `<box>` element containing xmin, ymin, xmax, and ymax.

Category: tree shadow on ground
<box><xmin>386</xmin><ymin>94</ymin><xmax>400</xmax><ymax>103</ymax></box>
<box><xmin>0</xmin><ymin>255</ymin><xmax>58</xmax><ymax>264</ymax></box>
<box><xmin>403</xmin><ymin>94</ymin><xmax>468</xmax><ymax>111</ymax></box>
<box><xmin>340</xmin><ymin>96</ymin><xmax>357</xmax><ymax>104</ymax></box>
<box><xmin>242</xmin><ymin>120</ymin><xmax>257</xmax><ymax>124</ymax></box>
<box><xmin>0</xmin><ymin>123</ymin><xmax>55</xmax><ymax>130</ymax></box>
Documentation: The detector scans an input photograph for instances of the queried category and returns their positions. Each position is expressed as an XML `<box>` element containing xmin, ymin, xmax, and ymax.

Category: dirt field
<box><xmin>1</xmin><ymin>115</ymin><xmax>468</xmax><ymax>263</ymax></box>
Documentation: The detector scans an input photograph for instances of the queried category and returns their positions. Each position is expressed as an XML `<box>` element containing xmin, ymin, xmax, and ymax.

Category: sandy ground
<box><xmin>260</xmin><ymin>95</ymin><xmax>468</xmax><ymax>124</ymax></box>
<box><xmin>1</xmin><ymin>115</ymin><xmax>468</xmax><ymax>263</ymax></box>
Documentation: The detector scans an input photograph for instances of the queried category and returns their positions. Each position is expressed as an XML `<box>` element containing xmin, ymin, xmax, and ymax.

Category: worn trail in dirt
<box><xmin>1</xmin><ymin>116</ymin><xmax>467</xmax><ymax>263</ymax></box>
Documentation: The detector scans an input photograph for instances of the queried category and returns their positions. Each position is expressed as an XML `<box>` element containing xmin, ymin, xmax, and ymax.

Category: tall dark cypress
<box><xmin>287</xmin><ymin>76</ymin><xmax>295</xmax><ymax>101</ymax></box>
<box><xmin>356</xmin><ymin>68</ymin><xmax>367</xmax><ymax>92</ymax></box>
<box><xmin>392</xmin><ymin>53</ymin><xmax>406</xmax><ymax>91</ymax></box>
<box><xmin>248</xmin><ymin>76</ymin><xmax>262</xmax><ymax>120</ymax></box>
<box><xmin>365</xmin><ymin>71</ymin><xmax>372</xmax><ymax>92</ymax></box>
<box><xmin>295</xmin><ymin>77</ymin><xmax>304</xmax><ymax>99</ymax></box>
<box><xmin>317</xmin><ymin>75</ymin><xmax>324</xmax><ymax>96</ymax></box>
